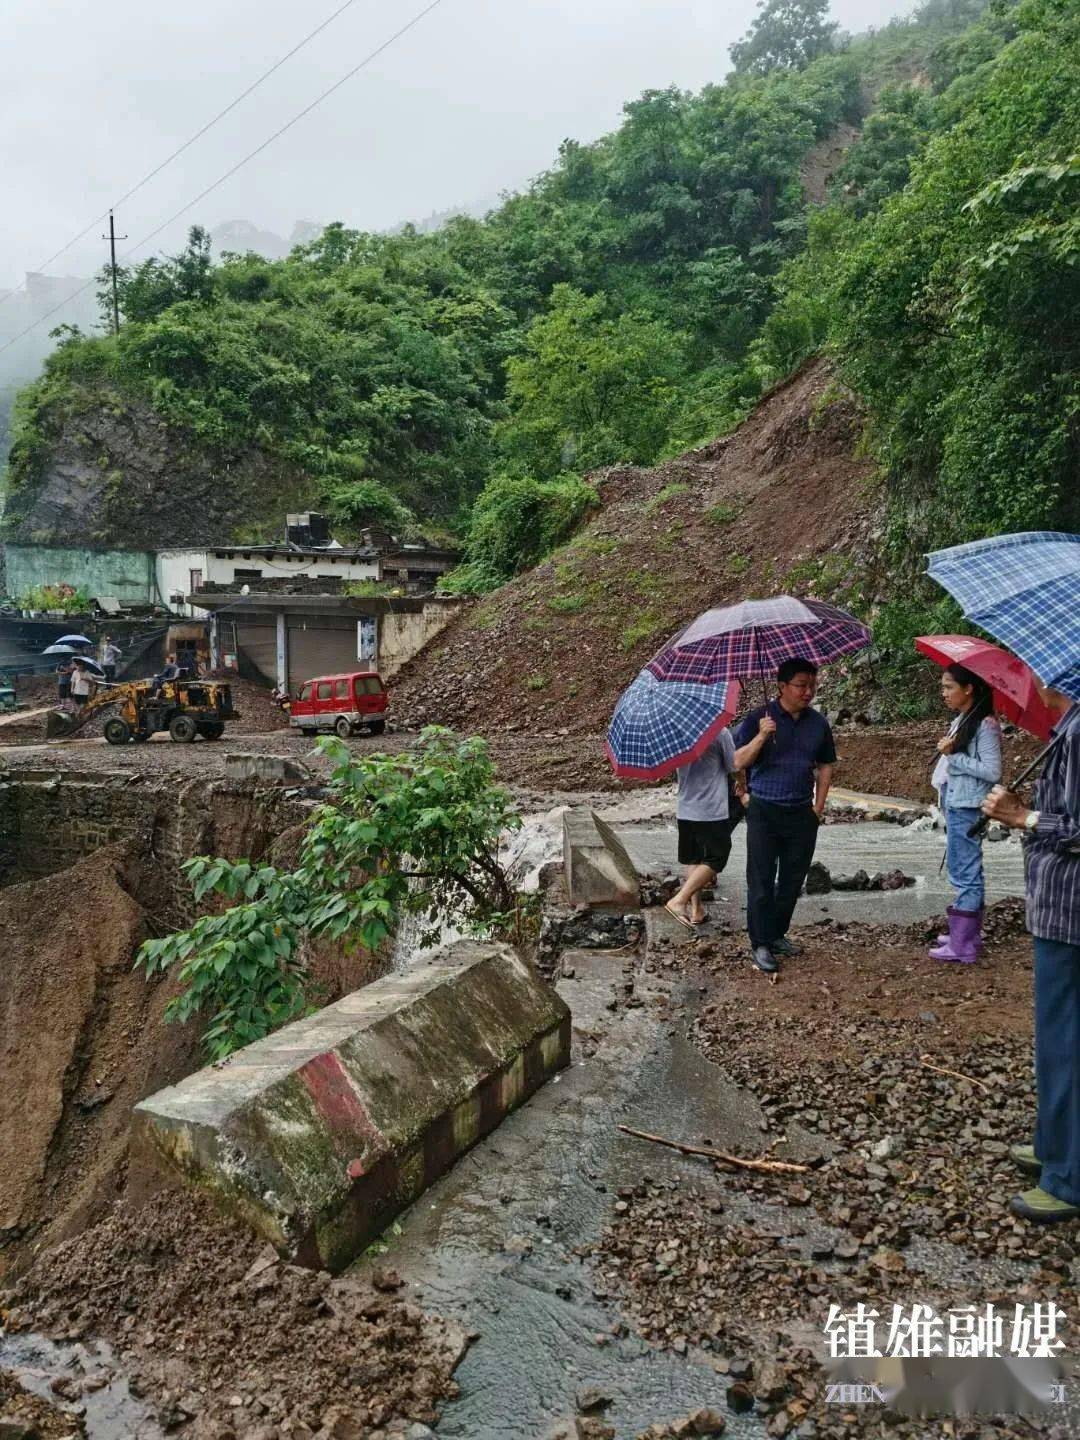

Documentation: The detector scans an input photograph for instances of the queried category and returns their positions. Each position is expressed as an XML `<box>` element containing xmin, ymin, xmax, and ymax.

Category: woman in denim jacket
<box><xmin>930</xmin><ymin>664</ymin><xmax>1002</xmax><ymax>962</ymax></box>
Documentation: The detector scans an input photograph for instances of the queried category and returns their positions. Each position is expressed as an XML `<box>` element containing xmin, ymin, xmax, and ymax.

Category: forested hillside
<box><xmin>4</xmin><ymin>0</ymin><xmax>1077</xmax><ymax>670</ymax></box>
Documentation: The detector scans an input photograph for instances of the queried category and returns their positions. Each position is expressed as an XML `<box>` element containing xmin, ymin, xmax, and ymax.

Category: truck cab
<box><xmin>289</xmin><ymin>671</ymin><xmax>388</xmax><ymax>739</ymax></box>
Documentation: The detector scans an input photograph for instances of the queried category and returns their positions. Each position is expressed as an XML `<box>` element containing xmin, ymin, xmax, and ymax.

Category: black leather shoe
<box><xmin>750</xmin><ymin>945</ymin><xmax>778</xmax><ymax>974</ymax></box>
<box><xmin>772</xmin><ymin>936</ymin><xmax>801</xmax><ymax>957</ymax></box>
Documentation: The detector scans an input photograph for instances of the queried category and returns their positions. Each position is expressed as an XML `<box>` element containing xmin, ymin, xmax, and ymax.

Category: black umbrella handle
<box><xmin>966</xmin><ymin>734</ymin><xmax>1062</xmax><ymax>837</ymax></box>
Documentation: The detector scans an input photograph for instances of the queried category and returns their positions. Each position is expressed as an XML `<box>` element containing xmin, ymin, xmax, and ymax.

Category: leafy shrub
<box><xmin>445</xmin><ymin>471</ymin><xmax>599</xmax><ymax>592</ymax></box>
<box><xmin>705</xmin><ymin>502</ymin><xmax>740</xmax><ymax>526</ymax></box>
<box><xmin>19</xmin><ymin>583</ymin><xmax>90</xmax><ymax>614</ymax></box>
<box><xmin>325</xmin><ymin>472</ymin><xmax>415</xmax><ymax>535</ymax></box>
<box><xmin>136</xmin><ymin>730</ymin><xmax>522</xmax><ymax>1059</ymax></box>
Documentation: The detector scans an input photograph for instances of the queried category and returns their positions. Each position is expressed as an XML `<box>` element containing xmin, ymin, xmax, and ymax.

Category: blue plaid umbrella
<box><xmin>607</xmin><ymin>670</ymin><xmax>740</xmax><ymax>780</ymax></box>
<box><xmin>927</xmin><ymin>531</ymin><xmax>1080</xmax><ymax>700</ymax></box>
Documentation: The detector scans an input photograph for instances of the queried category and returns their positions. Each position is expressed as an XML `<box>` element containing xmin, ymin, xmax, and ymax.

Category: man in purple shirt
<box><xmin>984</xmin><ymin>683</ymin><xmax>1080</xmax><ymax>1224</ymax></box>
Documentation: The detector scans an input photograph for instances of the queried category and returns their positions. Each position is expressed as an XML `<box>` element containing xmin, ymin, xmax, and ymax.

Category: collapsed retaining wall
<box><xmin>133</xmin><ymin>941</ymin><xmax>572</xmax><ymax>1272</ymax></box>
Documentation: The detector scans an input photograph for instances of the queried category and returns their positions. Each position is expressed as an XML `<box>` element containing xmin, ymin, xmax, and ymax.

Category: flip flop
<box><xmin>664</xmin><ymin>902</ymin><xmax>695</xmax><ymax>930</ymax></box>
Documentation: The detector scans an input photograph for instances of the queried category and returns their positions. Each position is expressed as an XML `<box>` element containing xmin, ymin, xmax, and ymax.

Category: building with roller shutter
<box><xmin>195</xmin><ymin>590</ymin><xmax>463</xmax><ymax>691</ymax></box>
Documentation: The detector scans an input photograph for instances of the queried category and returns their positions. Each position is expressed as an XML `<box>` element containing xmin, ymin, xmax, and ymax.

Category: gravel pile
<box><xmin>7</xmin><ymin>1190</ymin><xmax>468</xmax><ymax>1440</ymax></box>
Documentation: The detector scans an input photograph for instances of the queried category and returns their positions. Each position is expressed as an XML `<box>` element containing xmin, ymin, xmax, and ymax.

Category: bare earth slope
<box><xmin>394</xmin><ymin>358</ymin><xmax>880</xmax><ymax>737</ymax></box>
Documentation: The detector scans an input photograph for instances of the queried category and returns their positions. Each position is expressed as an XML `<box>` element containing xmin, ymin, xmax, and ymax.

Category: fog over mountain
<box><xmin>5</xmin><ymin>0</ymin><xmax>905</xmax><ymax>281</ymax></box>
<box><xmin>0</xmin><ymin>0</ymin><xmax>907</xmax><ymax>431</ymax></box>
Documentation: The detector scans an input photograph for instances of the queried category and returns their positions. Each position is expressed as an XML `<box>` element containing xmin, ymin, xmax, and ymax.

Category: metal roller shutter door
<box><xmin>234</xmin><ymin>619</ymin><xmax>277</xmax><ymax>683</ymax></box>
<box><xmin>287</xmin><ymin>617</ymin><xmax>357</xmax><ymax>692</ymax></box>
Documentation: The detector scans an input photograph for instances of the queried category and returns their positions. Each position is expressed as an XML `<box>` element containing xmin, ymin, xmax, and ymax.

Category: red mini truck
<box><xmin>288</xmin><ymin>671</ymin><xmax>388</xmax><ymax>738</ymax></box>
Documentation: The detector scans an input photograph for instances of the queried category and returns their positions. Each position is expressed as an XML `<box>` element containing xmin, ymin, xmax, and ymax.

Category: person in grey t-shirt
<box><xmin>665</xmin><ymin>729</ymin><xmax>739</xmax><ymax>929</ymax></box>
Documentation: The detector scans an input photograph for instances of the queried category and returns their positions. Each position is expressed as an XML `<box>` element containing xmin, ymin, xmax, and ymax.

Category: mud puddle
<box><xmin>369</xmin><ymin>951</ymin><xmax>776</xmax><ymax>1438</ymax></box>
<box><xmin>0</xmin><ymin>1331</ymin><xmax>163</xmax><ymax>1439</ymax></box>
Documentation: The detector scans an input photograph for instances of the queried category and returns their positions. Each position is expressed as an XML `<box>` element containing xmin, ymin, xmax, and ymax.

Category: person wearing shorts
<box><xmin>666</xmin><ymin>729</ymin><xmax>738</xmax><ymax>929</ymax></box>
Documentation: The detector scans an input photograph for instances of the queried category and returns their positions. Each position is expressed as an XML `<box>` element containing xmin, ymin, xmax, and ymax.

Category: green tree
<box><xmin>832</xmin><ymin>86</ymin><xmax>936</xmax><ymax>216</ymax></box>
<box><xmin>824</xmin><ymin>0</ymin><xmax>1080</xmax><ymax>542</ymax></box>
<box><xmin>500</xmin><ymin>285</ymin><xmax>686</xmax><ymax>479</ymax></box>
<box><xmin>104</xmin><ymin>226</ymin><xmax>214</xmax><ymax>327</ymax></box>
<box><xmin>137</xmin><ymin>730</ymin><xmax>522</xmax><ymax>1060</ymax></box>
<box><xmin>325</xmin><ymin>473</ymin><xmax>415</xmax><ymax>536</ymax></box>
<box><xmin>730</xmin><ymin>0</ymin><xmax>841</xmax><ymax>75</ymax></box>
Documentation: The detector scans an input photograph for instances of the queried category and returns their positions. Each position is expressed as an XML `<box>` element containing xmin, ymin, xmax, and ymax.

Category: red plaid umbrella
<box><xmin>915</xmin><ymin>634</ymin><xmax>1056</xmax><ymax>741</ymax></box>
<box><xmin>648</xmin><ymin>596</ymin><xmax>870</xmax><ymax>685</ymax></box>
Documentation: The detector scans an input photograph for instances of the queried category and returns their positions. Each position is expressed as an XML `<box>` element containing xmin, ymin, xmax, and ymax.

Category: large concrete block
<box><xmin>133</xmin><ymin>941</ymin><xmax>570</xmax><ymax>1272</ymax></box>
<box><xmin>563</xmin><ymin>808</ymin><xmax>640</xmax><ymax>909</ymax></box>
<box><xmin>224</xmin><ymin>752</ymin><xmax>310</xmax><ymax>784</ymax></box>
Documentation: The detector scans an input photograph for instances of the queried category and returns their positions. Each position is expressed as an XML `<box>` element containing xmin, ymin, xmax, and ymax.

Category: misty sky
<box><xmin>4</xmin><ymin>0</ymin><xmax>909</xmax><ymax>294</ymax></box>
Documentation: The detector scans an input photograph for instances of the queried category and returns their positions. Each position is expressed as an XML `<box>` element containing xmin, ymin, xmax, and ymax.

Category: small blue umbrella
<box><xmin>927</xmin><ymin>531</ymin><xmax>1080</xmax><ymax>700</ymax></box>
<box><xmin>55</xmin><ymin>633</ymin><xmax>94</xmax><ymax>647</ymax></box>
<box><xmin>607</xmin><ymin>670</ymin><xmax>741</xmax><ymax>780</ymax></box>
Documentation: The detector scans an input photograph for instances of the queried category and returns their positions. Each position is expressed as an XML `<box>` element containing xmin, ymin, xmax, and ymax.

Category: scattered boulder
<box><xmin>0</xmin><ymin>1421</ymin><xmax>40</xmax><ymax>1440</ymax></box>
<box><xmin>806</xmin><ymin>865</ymin><xmax>915</xmax><ymax>894</ymax></box>
<box><xmin>576</xmin><ymin>1387</ymin><xmax>614</xmax><ymax>1413</ymax></box>
<box><xmin>804</xmin><ymin>862</ymin><xmax>831</xmax><ymax>895</ymax></box>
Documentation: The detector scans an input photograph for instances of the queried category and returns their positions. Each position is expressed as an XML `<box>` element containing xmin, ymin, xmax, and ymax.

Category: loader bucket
<box><xmin>46</xmin><ymin>708</ymin><xmax>80</xmax><ymax>739</ymax></box>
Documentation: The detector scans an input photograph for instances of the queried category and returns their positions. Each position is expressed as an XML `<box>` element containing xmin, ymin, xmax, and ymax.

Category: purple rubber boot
<box><xmin>929</xmin><ymin>907</ymin><xmax>981</xmax><ymax>963</ymax></box>
<box><xmin>935</xmin><ymin>906</ymin><xmax>984</xmax><ymax>949</ymax></box>
<box><xmin>934</xmin><ymin>905</ymin><xmax>956</xmax><ymax>946</ymax></box>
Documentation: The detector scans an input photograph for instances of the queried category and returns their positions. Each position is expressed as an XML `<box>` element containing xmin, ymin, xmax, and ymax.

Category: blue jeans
<box><xmin>1034</xmin><ymin>937</ymin><xmax>1080</xmax><ymax>1206</ymax></box>
<box><xmin>944</xmin><ymin>806</ymin><xmax>985</xmax><ymax>912</ymax></box>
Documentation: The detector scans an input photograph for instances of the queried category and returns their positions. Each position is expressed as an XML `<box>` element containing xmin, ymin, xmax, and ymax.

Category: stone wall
<box><xmin>0</xmin><ymin>770</ymin><xmax>311</xmax><ymax>897</ymax></box>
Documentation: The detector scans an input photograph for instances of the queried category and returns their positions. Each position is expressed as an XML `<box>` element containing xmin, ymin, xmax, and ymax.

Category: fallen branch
<box><xmin>919</xmin><ymin>1055</ymin><xmax>990</xmax><ymax>1092</ymax></box>
<box><xmin>617</xmin><ymin>1124</ymin><xmax>811</xmax><ymax>1174</ymax></box>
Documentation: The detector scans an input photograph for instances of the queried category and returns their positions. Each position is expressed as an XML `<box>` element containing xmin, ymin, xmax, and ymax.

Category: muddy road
<box><xmin>0</xmin><ymin>731</ymin><xmax>1066</xmax><ymax>1440</ymax></box>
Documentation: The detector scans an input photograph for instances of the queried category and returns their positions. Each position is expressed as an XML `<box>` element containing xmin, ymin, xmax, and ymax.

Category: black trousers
<box><xmin>745</xmin><ymin>797</ymin><xmax>820</xmax><ymax>948</ymax></box>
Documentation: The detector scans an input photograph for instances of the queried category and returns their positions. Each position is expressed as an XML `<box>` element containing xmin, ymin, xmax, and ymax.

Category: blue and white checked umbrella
<box><xmin>927</xmin><ymin>532</ymin><xmax>1080</xmax><ymax>700</ymax></box>
<box><xmin>606</xmin><ymin>669</ymin><xmax>740</xmax><ymax>780</ymax></box>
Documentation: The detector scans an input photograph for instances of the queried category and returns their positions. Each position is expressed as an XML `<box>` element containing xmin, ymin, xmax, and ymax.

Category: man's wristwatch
<box><xmin>1024</xmin><ymin>810</ymin><xmax>1040</xmax><ymax>831</ymax></box>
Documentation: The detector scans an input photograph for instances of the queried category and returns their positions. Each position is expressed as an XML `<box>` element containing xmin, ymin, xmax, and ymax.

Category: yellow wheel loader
<box><xmin>46</xmin><ymin>678</ymin><xmax>238</xmax><ymax>743</ymax></box>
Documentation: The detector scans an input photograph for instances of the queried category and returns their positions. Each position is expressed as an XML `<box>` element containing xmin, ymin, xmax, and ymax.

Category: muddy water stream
<box><xmin>0</xmin><ymin>1332</ymin><xmax>163</xmax><ymax>1439</ymax></box>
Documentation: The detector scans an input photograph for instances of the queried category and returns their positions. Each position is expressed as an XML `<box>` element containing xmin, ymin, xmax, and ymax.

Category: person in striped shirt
<box><xmin>983</xmin><ymin>683</ymin><xmax>1080</xmax><ymax>1224</ymax></box>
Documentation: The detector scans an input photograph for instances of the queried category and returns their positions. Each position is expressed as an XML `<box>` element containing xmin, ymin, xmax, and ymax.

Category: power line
<box><xmin>0</xmin><ymin>0</ymin><xmax>447</xmax><ymax>362</ymax></box>
<box><xmin>123</xmin><ymin>0</ymin><xmax>446</xmax><ymax>263</ymax></box>
<box><xmin>0</xmin><ymin>0</ymin><xmax>368</xmax><ymax>312</ymax></box>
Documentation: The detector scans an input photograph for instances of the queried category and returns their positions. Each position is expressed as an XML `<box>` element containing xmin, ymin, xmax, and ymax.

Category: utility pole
<box><xmin>102</xmin><ymin>211</ymin><xmax>127</xmax><ymax>336</ymax></box>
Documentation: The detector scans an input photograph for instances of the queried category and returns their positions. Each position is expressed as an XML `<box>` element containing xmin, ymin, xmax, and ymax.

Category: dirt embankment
<box><xmin>393</xmin><ymin>358</ymin><xmax>881</xmax><ymax>738</ymax></box>
<box><xmin>0</xmin><ymin>818</ymin><xmax>384</xmax><ymax>1274</ymax></box>
<box><xmin>0</xmin><ymin>845</ymin><xmax>199</xmax><ymax>1260</ymax></box>
<box><xmin>828</xmin><ymin>719</ymin><xmax>1043</xmax><ymax>803</ymax></box>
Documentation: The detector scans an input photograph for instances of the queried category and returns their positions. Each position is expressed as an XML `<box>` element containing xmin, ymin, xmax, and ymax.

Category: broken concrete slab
<box><xmin>224</xmin><ymin>753</ymin><xmax>311</xmax><ymax>785</ymax></box>
<box><xmin>563</xmin><ymin>808</ymin><xmax>639</xmax><ymax>909</ymax></box>
<box><xmin>133</xmin><ymin>940</ymin><xmax>570</xmax><ymax>1272</ymax></box>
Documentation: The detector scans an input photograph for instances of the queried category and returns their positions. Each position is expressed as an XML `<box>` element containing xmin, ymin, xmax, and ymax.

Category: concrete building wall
<box><xmin>379</xmin><ymin>599</ymin><xmax>463</xmax><ymax>679</ymax></box>
<box><xmin>5</xmin><ymin>544</ymin><xmax>155</xmax><ymax>606</ymax></box>
<box><xmin>205</xmin><ymin>552</ymin><xmax>379</xmax><ymax>587</ymax></box>
<box><xmin>156</xmin><ymin>550</ymin><xmax>211</xmax><ymax>616</ymax></box>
